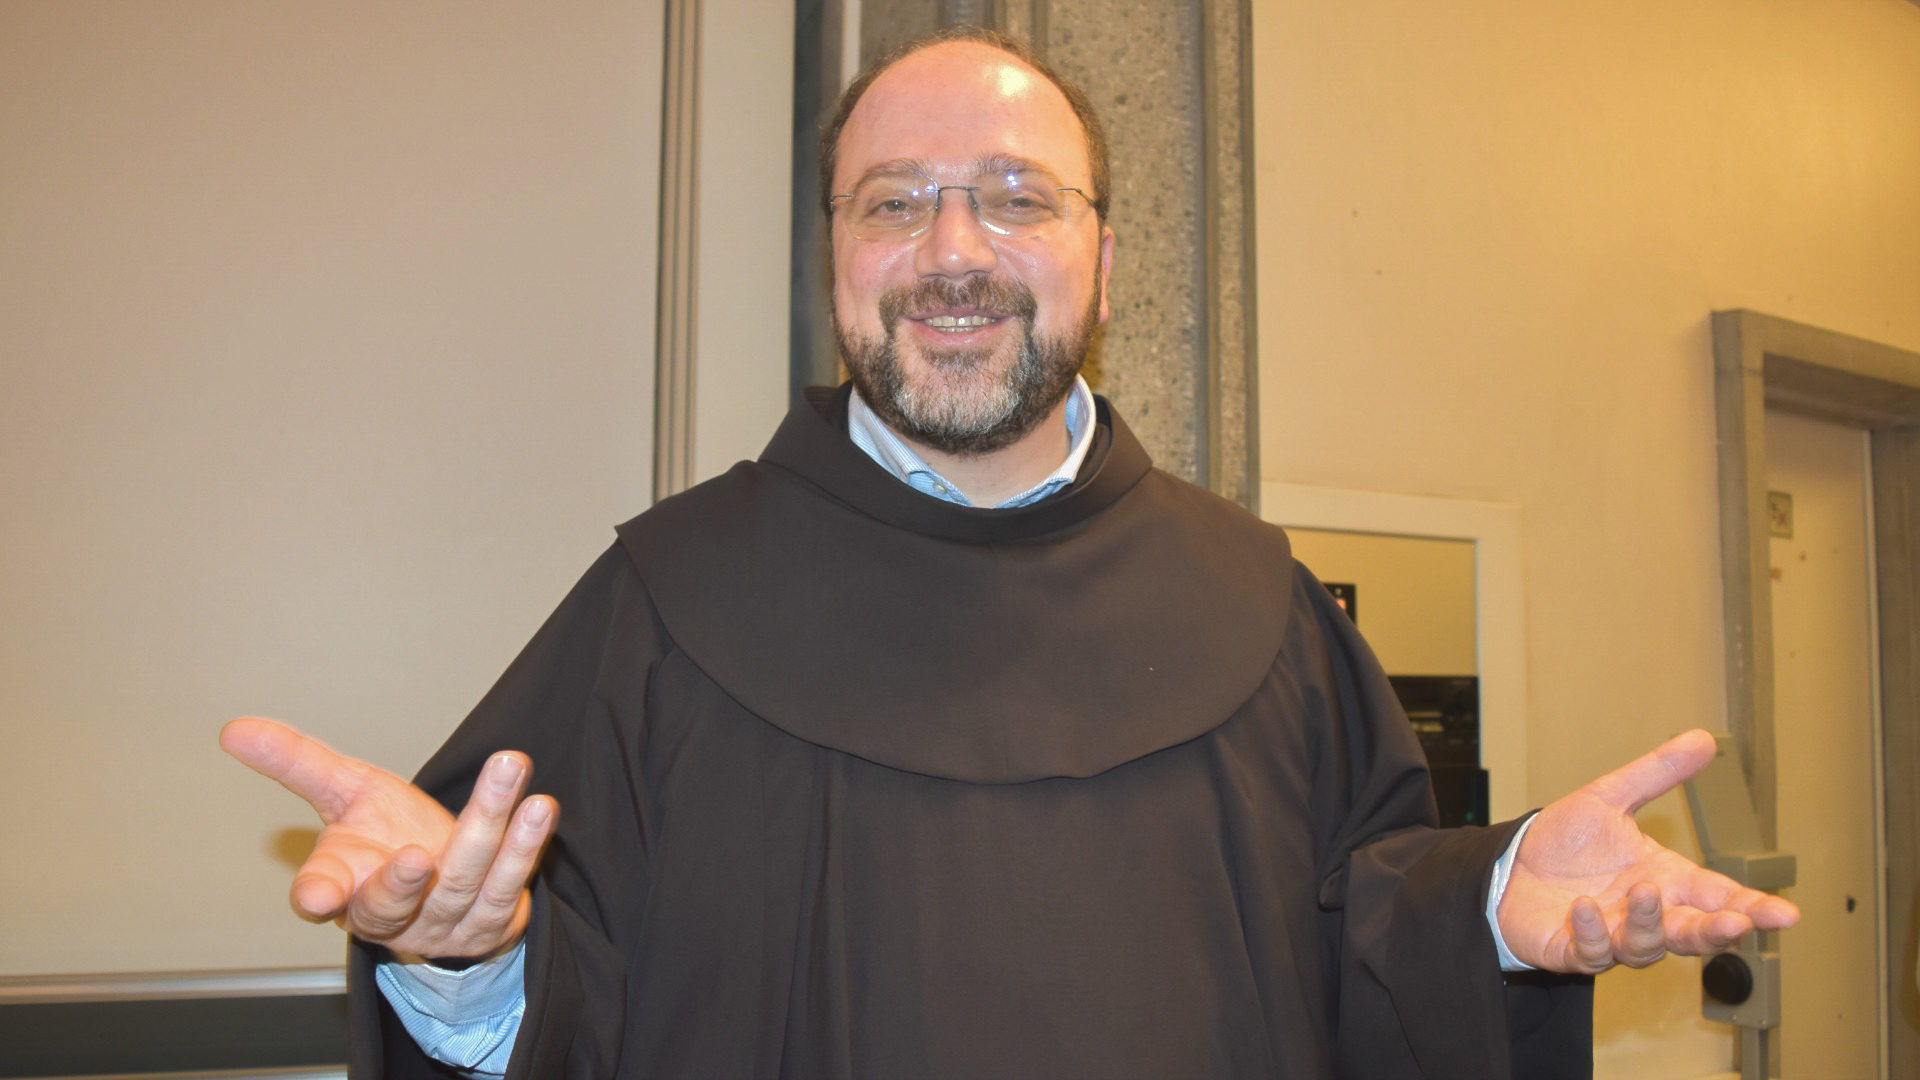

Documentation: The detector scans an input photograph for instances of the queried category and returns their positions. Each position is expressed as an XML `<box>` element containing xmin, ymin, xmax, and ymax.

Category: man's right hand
<box><xmin>220</xmin><ymin>716</ymin><xmax>557</xmax><ymax>964</ymax></box>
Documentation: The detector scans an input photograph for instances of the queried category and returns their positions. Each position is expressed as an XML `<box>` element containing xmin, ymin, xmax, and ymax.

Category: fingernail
<box><xmin>488</xmin><ymin>754</ymin><xmax>524</xmax><ymax>791</ymax></box>
<box><xmin>393</xmin><ymin>860</ymin><xmax>431</xmax><ymax>887</ymax></box>
<box><xmin>523</xmin><ymin>798</ymin><xmax>551</xmax><ymax>828</ymax></box>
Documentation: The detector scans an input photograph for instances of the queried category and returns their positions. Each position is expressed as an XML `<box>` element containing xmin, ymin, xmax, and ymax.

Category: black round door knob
<box><xmin>1702</xmin><ymin>953</ymin><xmax>1754</xmax><ymax>1005</ymax></box>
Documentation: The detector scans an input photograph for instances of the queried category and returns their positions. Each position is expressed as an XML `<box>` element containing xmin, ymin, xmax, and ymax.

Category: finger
<box><xmin>1749</xmin><ymin>894</ymin><xmax>1801</xmax><ymax>930</ymax></box>
<box><xmin>1614</xmin><ymin>883</ymin><xmax>1666</xmax><ymax>968</ymax></box>
<box><xmin>289</xmin><ymin>848</ymin><xmax>356</xmax><ymax>922</ymax></box>
<box><xmin>416</xmin><ymin>752</ymin><xmax>530</xmax><ymax>929</ymax></box>
<box><xmin>1569</xmin><ymin>897</ymin><xmax>1612</xmax><ymax>972</ymax></box>
<box><xmin>1661</xmin><ymin>907</ymin><xmax>1756</xmax><ymax>955</ymax></box>
<box><xmin>460</xmin><ymin>795</ymin><xmax>558</xmax><ymax>945</ymax></box>
<box><xmin>1584</xmin><ymin>728</ymin><xmax>1719</xmax><ymax>815</ymax></box>
<box><xmin>1664</xmin><ymin>866</ymin><xmax>1803</xmax><ymax>930</ymax></box>
<box><xmin>342</xmin><ymin>846</ymin><xmax>436</xmax><ymax>941</ymax></box>
<box><xmin>220</xmin><ymin>716</ymin><xmax>367</xmax><ymax>822</ymax></box>
<box><xmin>1705</xmin><ymin>884</ymin><xmax>1800</xmax><ymax>930</ymax></box>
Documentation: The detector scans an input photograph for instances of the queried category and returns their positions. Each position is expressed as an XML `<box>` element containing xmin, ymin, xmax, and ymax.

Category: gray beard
<box><xmin>833</xmin><ymin>275</ymin><xmax>1098</xmax><ymax>457</ymax></box>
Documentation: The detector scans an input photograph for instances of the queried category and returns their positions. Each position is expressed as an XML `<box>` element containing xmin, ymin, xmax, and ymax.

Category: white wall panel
<box><xmin>1</xmin><ymin>0</ymin><xmax>664</xmax><ymax>975</ymax></box>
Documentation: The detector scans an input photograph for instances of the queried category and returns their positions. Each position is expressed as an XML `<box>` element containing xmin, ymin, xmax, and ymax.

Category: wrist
<box><xmin>389</xmin><ymin>932</ymin><xmax>524</xmax><ymax>971</ymax></box>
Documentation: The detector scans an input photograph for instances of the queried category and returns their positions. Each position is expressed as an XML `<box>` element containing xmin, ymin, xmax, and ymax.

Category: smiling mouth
<box><xmin>918</xmin><ymin>313</ymin><xmax>1003</xmax><ymax>332</ymax></box>
<box><xmin>878</xmin><ymin>278</ymin><xmax>1038</xmax><ymax>338</ymax></box>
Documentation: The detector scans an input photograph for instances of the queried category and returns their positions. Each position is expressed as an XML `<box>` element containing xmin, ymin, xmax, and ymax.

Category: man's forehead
<box><xmin>849</xmin><ymin>153</ymin><xmax>1061</xmax><ymax>188</ymax></box>
<box><xmin>861</xmin><ymin>41</ymin><xmax>1046</xmax><ymax>110</ymax></box>
<box><xmin>834</xmin><ymin>42</ymin><xmax>1090</xmax><ymax>186</ymax></box>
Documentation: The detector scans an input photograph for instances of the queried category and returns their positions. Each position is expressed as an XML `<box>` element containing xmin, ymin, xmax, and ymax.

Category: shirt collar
<box><xmin>846</xmin><ymin>377</ymin><xmax>1097</xmax><ymax>509</ymax></box>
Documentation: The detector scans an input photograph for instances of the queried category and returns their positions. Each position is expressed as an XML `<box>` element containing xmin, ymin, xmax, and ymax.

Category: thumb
<box><xmin>220</xmin><ymin>716</ymin><xmax>368</xmax><ymax>822</ymax></box>
<box><xmin>1584</xmin><ymin>728</ymin><xmax>1720</xmax><ymax>815</ymax></box>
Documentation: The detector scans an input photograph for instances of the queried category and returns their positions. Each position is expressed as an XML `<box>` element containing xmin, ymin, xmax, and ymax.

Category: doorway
<box><xmin>1260</xmin><ymin>483</ymin><xmax>1530</xmax><ymax>822</ymax></box>
<box><xmin>1712</xmin><ymin>309</ymin><xmax>1920</xmax><ymax>1079</ymax></box>
<box><xmin>1764</xmin><ymin>410</ymin><xmax>1882</xmax><ymax>1075</ymax></box>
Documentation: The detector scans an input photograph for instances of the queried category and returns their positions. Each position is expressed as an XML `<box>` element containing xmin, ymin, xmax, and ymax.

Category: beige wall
<box><xmin>1252</xmin><ymin>1</ymin><xmax>1920</xmax><ymax>1075</ymax></box>
<box><xmin>692</xmin><ymin>0</ymin><xmax>795</xmax><ymax>481</ymax></box>
<box><xmin>0</xmin><ymin>1</ymin><xmax>669</xmax><ymax>975</ymax></box>
<box><xmin>1286</xmin><ymin>529</ymin><xmax>1477</xmax><ymax>676</ymax></box>
<box><xmin>2</xmin><ymin>0</ymin><xmax>792</xmax><ymax>979</ymax></box>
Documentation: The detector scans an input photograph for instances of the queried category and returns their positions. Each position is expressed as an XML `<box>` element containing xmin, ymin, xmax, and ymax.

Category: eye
<box><xmin>978</xmin><ymin>170</ymin><xmax>1071</xmax><ymax>222</ymax></box>
<box><xmin>854</xmin><ymin>184</ymin><xmax>930</xmax><ymax>230</ymax></box>
<box><xmin>981</xmin><ymin>185</ymin><xmax>1059</xmax><ymax>224</ymax></box>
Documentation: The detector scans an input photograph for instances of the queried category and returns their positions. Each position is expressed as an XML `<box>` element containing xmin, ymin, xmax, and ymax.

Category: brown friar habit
<box><xmin>347</xmin><ymin>385</ymin><xmax>1592</xmax><ymax>1079</ymax></box>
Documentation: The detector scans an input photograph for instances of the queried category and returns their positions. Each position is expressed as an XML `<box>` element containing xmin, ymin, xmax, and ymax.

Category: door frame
<box><xmin>1712</xmin><ymin>308</ymin><xmax>1920</xmax><ymax>1077</ymax></box>
<box><xmin>1259</xmin><ymin>483</ymin><xmax>1529</xmax><ymax>823</ymax></box>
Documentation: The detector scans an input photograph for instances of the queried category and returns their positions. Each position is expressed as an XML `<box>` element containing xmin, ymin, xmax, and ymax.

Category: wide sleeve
<box><xmin>346</xmin><ymin>542</ymin><xmax>666</xmax><ymax>1078</ymax></box>
<box><xmin>1289</xmin><ymin>563</ymin><xmax>1592</xmax><ymax>1080</ymax></box>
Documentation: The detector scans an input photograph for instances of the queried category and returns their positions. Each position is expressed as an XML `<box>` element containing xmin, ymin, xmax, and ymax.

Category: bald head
<box><xmin>819</xmin><ymin>27</ymin><xmax>1110</xmax><ymax>223</ymax></box>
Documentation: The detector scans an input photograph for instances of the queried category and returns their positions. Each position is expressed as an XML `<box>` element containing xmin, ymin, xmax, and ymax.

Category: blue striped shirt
<box><xmin>374</xmin><ymin>940</ymin><xmax>525</xmax><ymax>1076</ymax></box>
<box><xmin>845</xmin><ymin>376</ymin><xmax>1097</xmax><ymax>507</ymax></box>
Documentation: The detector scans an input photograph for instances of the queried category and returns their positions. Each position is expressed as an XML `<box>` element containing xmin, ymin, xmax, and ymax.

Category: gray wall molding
<box><xmin>1198</xmin><ymin>0</ymin><xmax>1258</xmax><ymax>507</ymax></box>
<box><xmin>790</xmin><ymin>0</ymin><xmax>845</xmax><ymax>397</ymax></box>
<box><xmin>654</xmin><ymin>0</ymin><xmax>701</xmax><ymax>501</ymax></box>
<box><xmin>0</xmin><ymin>967</ymin><xmax>344</xmax><ymax>1005</ymax></box>
<box><xmin>1710</xmin><ymin>308</ymin><xmax>1920</xmax><ymax>1077</ymax></box>
<box><xmin>0</xmin><ymin>966</ymin><xmax>348</xmax><ymax>1077</ymax></box>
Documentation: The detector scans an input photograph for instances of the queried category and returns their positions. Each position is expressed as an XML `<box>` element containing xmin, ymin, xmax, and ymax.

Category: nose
<box><xmin>913</xmin><ymin>188</ymin><xmax>997</xmax><ymax>279</ymax></box>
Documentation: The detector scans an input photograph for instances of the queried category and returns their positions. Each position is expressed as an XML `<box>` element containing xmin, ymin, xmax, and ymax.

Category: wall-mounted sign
<box><xmin>1768</xmin><ymin>490</ymin><xmax>1794</xmax><ymax>539</ymax></box>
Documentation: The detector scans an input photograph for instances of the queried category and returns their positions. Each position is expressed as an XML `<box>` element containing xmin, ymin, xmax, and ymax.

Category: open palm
<box><xmin>1497</xmin><ymin>729</ymin><xmax>1799</xmax><ymax>974</ymax></box>
<box><xmin>221</xmin><ymin>716</ymin><xmax>556</xmax><ymax>962</ymax></box>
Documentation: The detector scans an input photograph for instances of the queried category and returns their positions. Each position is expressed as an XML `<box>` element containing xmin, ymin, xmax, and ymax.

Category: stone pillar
<box><xmin>792</xmin><ymin>0</ymin><xmax>1259</xmax><ymax>508</ymax></box>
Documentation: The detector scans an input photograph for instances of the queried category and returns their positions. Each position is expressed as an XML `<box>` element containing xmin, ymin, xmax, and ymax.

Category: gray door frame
<box><xmin>1712</xmin><ymin>308</ymin><xmax>1920</xmax><ymax>1078</ymax></box>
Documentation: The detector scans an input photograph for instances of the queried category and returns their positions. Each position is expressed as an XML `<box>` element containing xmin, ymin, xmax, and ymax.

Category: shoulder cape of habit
<box><xmin>616</xmin><ymin>384</ymin><xmax>1296</xmax><ymax>783</ymax></box>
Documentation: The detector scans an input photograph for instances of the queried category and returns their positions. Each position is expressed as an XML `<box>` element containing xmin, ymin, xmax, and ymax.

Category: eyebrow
<box><xmin>843</xmin><ymin>154</ymin><xmax>1066</xmax><ymax>192</ymax></box>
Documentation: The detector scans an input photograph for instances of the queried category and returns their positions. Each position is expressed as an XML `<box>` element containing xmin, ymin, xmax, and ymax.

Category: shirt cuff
<box><xmin>1485</xmin><ymin>814</ymin><xmax>1537</xmax><ymax>972</ymax></box>
<box><xmin>374</xmin><ymin>940</ymin><xmax>527</xmax><ymax>1074</ymax></box>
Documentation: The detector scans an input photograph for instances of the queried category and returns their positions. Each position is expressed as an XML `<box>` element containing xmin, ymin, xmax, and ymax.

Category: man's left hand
<box><xmin>1496</xmin><ymin>728</ymin><xmax>1800</xmax><ymax>974</ymax></box>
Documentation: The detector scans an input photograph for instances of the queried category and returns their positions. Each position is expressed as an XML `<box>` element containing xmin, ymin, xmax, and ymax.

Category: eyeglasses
<box><xmin>829</xmin><ymin>170</ymin><xmax>1096</xmax><ymax>241</ymax></box>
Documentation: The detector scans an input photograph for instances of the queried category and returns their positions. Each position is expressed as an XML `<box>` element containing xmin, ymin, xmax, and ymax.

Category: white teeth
<box><xmin>923</xmin><ymin>314</ymin><xmax>995</xmax><ymax>331</ymax></box>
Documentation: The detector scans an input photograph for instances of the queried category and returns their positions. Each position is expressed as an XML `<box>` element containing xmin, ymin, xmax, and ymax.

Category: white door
<box><xmin>1765</xmin><ymin>408</ymin><xmax>1884</xmax><ymax>1077</ymax></box>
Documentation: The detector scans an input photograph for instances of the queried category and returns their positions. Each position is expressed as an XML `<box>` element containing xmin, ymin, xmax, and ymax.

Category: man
<box><xmin>223</xmin><ymin>27</ymin><xmax>1798</xmax><ymax>1078</ymax></box>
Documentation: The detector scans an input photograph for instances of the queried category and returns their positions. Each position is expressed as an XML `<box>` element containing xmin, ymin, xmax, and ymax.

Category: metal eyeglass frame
<box><xmin>828</xmin><ymin>175</ymin><xmax>1095</xmax><ymax>241</ymax></box>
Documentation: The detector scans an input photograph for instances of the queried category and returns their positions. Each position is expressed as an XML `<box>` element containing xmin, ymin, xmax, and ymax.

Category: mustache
<box><xmin>877</xmin><ymin>277</ymin><xmax>1038</xmax><ymax>331</ymax></box>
